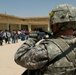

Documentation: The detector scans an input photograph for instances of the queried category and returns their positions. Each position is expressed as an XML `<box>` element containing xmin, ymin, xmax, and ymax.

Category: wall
<box><xmin>0</xmin><ymin>23</ymin><xmax>7</xmax><ymax>30</ymax></box>
<box><xmin>10</xmin><ymin>24</ymin><xmax>19</xmax><ymax>31</ymax></box>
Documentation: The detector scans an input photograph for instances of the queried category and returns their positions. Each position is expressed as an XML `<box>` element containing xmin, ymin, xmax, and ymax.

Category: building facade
<box><xmin>0</xmin><ymin>13</ymin><xmax>51</xmax><ymax>32</ymax></box>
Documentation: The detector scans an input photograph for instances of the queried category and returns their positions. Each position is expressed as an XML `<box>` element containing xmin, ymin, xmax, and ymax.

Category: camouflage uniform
<box><xmin>14</xmin><ymin>37</ymin><xmax>76</xmax><ymax>75</ymax></box>
<box><xmin>14</xmin><ymin>4</ymin><xmax>76</xmax><ymax>75</ymax></box>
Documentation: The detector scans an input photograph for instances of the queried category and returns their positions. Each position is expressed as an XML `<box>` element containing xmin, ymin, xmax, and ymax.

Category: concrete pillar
<box><xmin>28</xmin><ymin>24</ymin><xmax>31</xmax><ymax>32</ymax></box>
<box><xmin>48</xmin><ymin>22</ymin><xmax>51</xmax><ymax>31</ymax></box>
<box><xmin>19</xmin><ymin>24</ymin><xmax>21</xmax><ymax>30</ymax></box>
<box><xmin>7</xmin><ymin>23</ymin><xmax>9</xmax><ymax>30</ymax></box>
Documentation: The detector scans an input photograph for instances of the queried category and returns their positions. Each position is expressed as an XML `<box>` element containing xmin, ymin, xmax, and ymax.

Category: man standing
<box><xmin>14</xmin><ymin>4</ymin><xmax>76</xmax><ymax>75</ymax></box>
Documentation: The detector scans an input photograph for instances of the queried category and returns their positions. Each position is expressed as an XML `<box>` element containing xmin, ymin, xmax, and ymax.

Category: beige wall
<box><xmin>0</xmin><ymin>23</ymin><xmax>7</xmax><ymax>30</ymax></box>
<box><xmin>10</xmin><ymin>24</ymin><xmax>19</xmax><ymax>31</ymax></box>
<box><xmin>0</xmin><ymin>23</ymin><xmax>19</xmax><ymax>31</ymax></box>
<box><xmin>0</xmin><ymin>14</ymin><xmax>50</xmax><ymax>32</ymax></box>
<box><xmin>0</xmin><ymin>23</ymin><xmax>49</xmax><ymax>32</ymax></box>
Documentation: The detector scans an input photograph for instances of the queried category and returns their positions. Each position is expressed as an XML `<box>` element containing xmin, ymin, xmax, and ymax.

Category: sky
<box><xmin>0</xmin><ymin>0</ymin><xmax>76</xmax><ymax>18</ymax></box>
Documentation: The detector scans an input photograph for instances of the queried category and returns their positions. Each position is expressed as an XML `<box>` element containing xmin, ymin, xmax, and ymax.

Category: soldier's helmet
<box><xmin>49</xmin><ymin>4</ymin><xmax>76</xmax><ymax>36</ymax></box>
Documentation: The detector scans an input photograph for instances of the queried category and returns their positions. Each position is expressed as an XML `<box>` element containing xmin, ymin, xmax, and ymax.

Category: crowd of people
<box><xmin>0</xmin><ymin>29</ymin><xmax>29</xmax><ymax>45</ymax></box>
<box><xmin>0</xmin><ymin>28</ymin><xmax>46</xmax><ymax>46</ymax></box>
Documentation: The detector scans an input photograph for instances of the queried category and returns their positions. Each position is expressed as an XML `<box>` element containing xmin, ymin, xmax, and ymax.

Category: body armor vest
<box><xmin>36</xmin><ymin>38</ymin><xmax>76</xmax><ymax>75</ymax></box>
<box><xmin>44</xmin><ymin>38</ymin><xmax>76</xmax><ymax>75</ymax></box>
<box><xmin>22</xmin><ymin>38</ymin><xmax>76</xmax><ymax>75</ymax></box>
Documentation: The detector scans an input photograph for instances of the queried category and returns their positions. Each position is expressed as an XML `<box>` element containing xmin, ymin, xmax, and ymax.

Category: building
<box><xmin>0</xmin><ymin>13</ymin><xmax>50</xmax><ymax>32</ymax></box>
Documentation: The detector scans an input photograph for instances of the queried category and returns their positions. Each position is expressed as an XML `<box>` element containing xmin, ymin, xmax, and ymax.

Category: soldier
<box><xmin>14</xmin><ymin>4</ymin><xmax>76</xmax><ymax>75</ymax></box>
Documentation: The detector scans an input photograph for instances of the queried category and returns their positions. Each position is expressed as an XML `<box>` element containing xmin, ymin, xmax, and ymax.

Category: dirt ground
<box><xmin>0</xmin><ymin>40</ymin><xmax>26</xmax><ymax>75</ymax></box>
